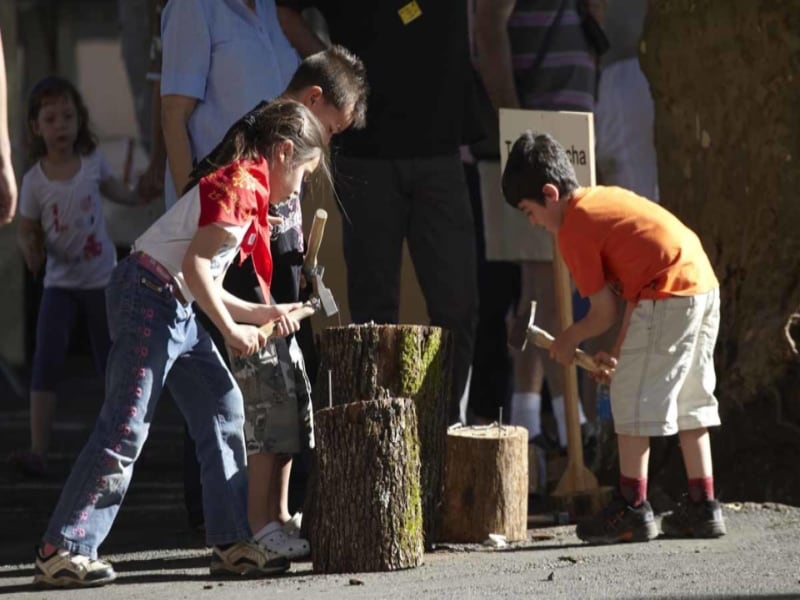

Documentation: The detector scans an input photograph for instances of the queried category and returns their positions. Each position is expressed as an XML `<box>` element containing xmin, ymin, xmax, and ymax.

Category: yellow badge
<box><xmin>398</xmin><ymin>0</ymin><xmax>422</xmax><ymax>25</ymax></box>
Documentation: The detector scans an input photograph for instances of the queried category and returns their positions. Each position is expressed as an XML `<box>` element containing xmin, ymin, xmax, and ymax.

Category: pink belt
<box><xmin>133</xmin><ymin>252</ymin><xmax>187</xmax><ymax>305</ymax></box>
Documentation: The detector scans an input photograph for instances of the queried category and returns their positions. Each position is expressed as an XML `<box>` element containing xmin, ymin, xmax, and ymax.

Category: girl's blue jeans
<box><xmin>43</xmin><ymin>255</ymin><xmax>251</xmax><ymax>558</ymax></box>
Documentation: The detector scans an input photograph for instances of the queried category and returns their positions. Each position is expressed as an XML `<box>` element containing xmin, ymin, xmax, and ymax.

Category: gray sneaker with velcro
<box><xmin>661</xmin><ymin>497</ymin><xmax>727</xmax><ymax>538</ymax></box>
<box><xmin>210</xmin><ymin>540</ymin><xmax>290</xmax><ymax>577</ymax></box>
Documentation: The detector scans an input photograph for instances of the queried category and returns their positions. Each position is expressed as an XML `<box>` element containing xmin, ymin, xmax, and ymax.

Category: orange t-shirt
<box><xmin>558</xmin><ymin>186</ymin><xmax>718</xmax><ymax>302</ymax></box>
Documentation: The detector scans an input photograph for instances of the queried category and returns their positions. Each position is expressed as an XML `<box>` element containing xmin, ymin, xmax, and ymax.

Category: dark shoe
<box><xmin>33</xmin><ymin>547</ymin><xmax>116</xmax><ymax>588</ymax></box>
<box><xmin>661</xmin><ymin>497</ymin><xmax>726</xmax><ymax>538</ymax></box>
<box><xmin>210</xmin><ymin>540</ymin><xmax>290</xmax><ymax>577</ymax></box>
<box><xmin>9</xmin><ymin>450</ymin><xmax>47</xmax><ymax>478</ymax></box>
<box><xmin>576</xmin><ymin>495</ymin><xmax>659</xmax><ymax>545</ymax></box>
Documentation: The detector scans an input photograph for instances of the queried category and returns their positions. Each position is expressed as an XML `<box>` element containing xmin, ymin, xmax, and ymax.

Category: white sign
<box><xmin>479</xmin><ymin>109</ymin><xmax>595</xmax><ymax>262</ymax></box>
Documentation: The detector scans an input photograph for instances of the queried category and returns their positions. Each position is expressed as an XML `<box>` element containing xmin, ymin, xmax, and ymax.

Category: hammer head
<box><xmin>508</xmin><ymin>301</ymin><xmax>537</xmax><ymax>351</ymax></box>
<box><xmin>310</xmin><ymin>268</ymin><xmax>338</xmax><ymax>317</ymax></box>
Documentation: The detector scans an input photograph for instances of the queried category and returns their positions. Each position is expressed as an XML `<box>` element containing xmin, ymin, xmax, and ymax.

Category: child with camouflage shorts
<box><xmin>230</xmin><ymin>327</ymin><xmax>314</xmax><ymax>559</ymax></box>
<box><xmin>501</xmin><ymin>131</ymin><xmax>726</xmax><ymax>545</ymax></box>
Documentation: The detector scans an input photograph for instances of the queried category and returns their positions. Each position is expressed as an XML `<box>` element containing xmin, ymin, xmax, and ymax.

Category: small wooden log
<box><xmin>440</xmin><ymin>425</ymin><xmax>528</xmax><ymax>543</ymax></box>
<box><xmin>316</xmin><ymin>324</ymin><xmax>451</xmax><ymax>548</ymax></box>
<box><xmin>309</xmin><ymin>398</ymin><xmax>423</xmax><ymax>573</ymax></box>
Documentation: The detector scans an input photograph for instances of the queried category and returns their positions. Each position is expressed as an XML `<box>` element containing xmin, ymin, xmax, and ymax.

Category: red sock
<box><xmin>688</xmin><ymin>476</ymin><xmax>715</xmax><ymax>502</ymax></box>
<box><xmin>619</xmin><ymin>474</ymin><xmax>647</xmax><ymax>507</ymax></box>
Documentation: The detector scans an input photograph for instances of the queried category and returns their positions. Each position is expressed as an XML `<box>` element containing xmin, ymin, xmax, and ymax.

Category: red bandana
<box><xmin>197</xmin><ymin>157</ymin><xmax>273</xmax><ymax>301</ymax></box>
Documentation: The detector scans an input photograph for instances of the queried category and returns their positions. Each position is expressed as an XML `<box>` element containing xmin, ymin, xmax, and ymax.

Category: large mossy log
<box><xmin>440</xmin><ymin>425</ymin><xmax>529</xmax><ymax>543</ymax></box>
<box><xmin>309</xmin><ymin>398</ymin><xmax>423</xmax><ymax>573</ymax></box>
<box><xmin>315</xmin><ymin>324</ymin><xmax>452</xmax><ymax>548</ymax></box>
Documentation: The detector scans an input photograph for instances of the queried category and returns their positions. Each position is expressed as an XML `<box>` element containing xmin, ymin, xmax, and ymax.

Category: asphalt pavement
<box><xmin>1</xmin><ymin>362</ymin><xmax>799</xmax><ymax>599</ymax></box>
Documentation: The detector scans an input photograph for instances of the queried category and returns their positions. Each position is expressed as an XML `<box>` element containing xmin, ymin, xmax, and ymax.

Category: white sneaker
<box><xmin>281</xmin><ymin>512</ymin><xmax>303</xmax><ymax>539</ymax></box>
<box><xmin>34</xmin><ymin>547</ymin><xmax>116</xmax><ymax>588</ymax></box>
<box><xmin>257</xmin><ymin>525</ymin><xmax>310</xmax><ymax>559</ymax></box>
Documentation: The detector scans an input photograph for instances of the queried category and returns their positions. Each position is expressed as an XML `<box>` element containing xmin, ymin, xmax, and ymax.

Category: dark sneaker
<box><xmin>661</xmin><ymin>497</ymin><xmax>726</xmax><ymax>538</ymax></box>
<box><xmin>576</xmin><ymin>496</ymin><xmax>659</xmax><ymax>545</ymax></box>
<box><xmin>33</xmin><ymin>547</ymin><xmax>116</xmax><ymax>588</ymax></box>
<box><xmin>210</xmin><ymin>540</ymin><xmax>290</xmax><ymax>577</ymax></box>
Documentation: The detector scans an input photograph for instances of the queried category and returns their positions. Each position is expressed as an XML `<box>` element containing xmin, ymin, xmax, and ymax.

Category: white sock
<box><xmin>510</xmin><ymin>392</ymin><xmax>542</xmax><ymax>439</ymax></box>
<box><xmin>252</xmin><ymin>521</ymin><xmax>282</xmax><ymax>542</ymax></box>
<box><xmin>551</xmin><ymin>395</ymin><xmax>587</xmax><ymax>448</ymax></box>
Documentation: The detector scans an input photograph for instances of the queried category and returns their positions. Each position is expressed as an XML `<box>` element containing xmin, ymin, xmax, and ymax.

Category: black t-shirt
<box><xmin>277</xmin><ymin>0</ymin><xmax>479</xmax><ymax>158</ymax></box>
<box><xmin>269</xmin><ymin>195</ymin><xmax>304</xmax><ymax>303</ymax></box>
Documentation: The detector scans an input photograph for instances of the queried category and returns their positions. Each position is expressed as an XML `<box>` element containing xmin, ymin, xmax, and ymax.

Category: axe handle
<box><xmin>528</xmin><ymin>326</ymin><xmax>602</xmax><ymax>373</ymax></box>
<box><xmin>303</xmin><ymin>209</ymin><xmax>327</xmax><ymax>274</ymax></box>
<box><xmin>258</xmin><ymin>302</ymin><xmax>317</xmax><ymax>337</ymax></box>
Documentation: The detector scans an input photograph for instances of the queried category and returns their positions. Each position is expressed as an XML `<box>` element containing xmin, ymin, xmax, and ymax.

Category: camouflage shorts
<box><xmin>229</xmin><ymin>335</ymin><xmax>314</xmax><ymax>456</ymax></box>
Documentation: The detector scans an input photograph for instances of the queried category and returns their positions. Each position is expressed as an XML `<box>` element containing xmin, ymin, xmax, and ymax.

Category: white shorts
<box><xmin>610</xmin><ymin>288</ymin><xmax>721</xmax><ymax>436</ymax></box>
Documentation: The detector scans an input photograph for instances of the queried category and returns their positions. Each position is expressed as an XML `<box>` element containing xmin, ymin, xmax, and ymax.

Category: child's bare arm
<box><xmin>17</xmin><ymin>216</ymin><xmax>45</xmax><ymax>276</ymax></box>
<box><xmin>219</xmin><ymin>286</ymin><xmax>302</xmax><ymax>331</ymax></box>
<box><xmin>550</xmin><ymin>285</ymin><xmax>618</xmax><ymax>366</ymax></box>
<box><xmin>182</xmin><ymin>224</ymin><xmax>266</xmax><ymax>356</ymax></box>
<box><xmin>611</xmin><ymin>300</ymin><xmax>636</xmax><ymax>358</ymax></box>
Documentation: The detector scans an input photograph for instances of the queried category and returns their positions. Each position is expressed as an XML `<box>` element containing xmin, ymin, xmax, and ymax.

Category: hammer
<box><xmin>508</xmin><ymin>301</ymin><xmax>601</xmax><ymax>373</ymax></box>
<box><xmin>258</xmin><ymin>209</ymin><xmax>338</xmax><ymax>337</ymax></box>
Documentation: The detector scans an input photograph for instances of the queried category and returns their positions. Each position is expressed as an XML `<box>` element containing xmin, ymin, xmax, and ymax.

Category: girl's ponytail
<box><xmin>184</xmin><ymin>100</ymin><xmax>327</xmax><ymax>195</ymax></box>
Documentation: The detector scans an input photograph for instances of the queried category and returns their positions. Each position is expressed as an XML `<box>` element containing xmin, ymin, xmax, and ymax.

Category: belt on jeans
<box><xmin>132</xmin><ymin>252</ymin><xmax>187</xmax><ymax>305</ymax></box>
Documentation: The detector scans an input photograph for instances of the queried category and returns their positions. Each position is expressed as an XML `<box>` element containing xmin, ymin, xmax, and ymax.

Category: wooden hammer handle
<box><xmin>303</xmin><ymin>209</ymin><xmax>327</xmax><ymax>274</ymax></box>
<box><xmin>528</xmin><ymin>325</ymin><xmax>601</xmax><ymax>373</ymax></box>
<box><xmin>258</xmin><ymin>302</ymin><xmax>317</xmax><ymax>337</ymax></box>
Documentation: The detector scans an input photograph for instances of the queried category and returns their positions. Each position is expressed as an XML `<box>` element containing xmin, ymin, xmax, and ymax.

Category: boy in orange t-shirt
<box><xmin>501</xmin><ymin>131</ymin><xmax>726</xmax><ymax>544</ymax></box>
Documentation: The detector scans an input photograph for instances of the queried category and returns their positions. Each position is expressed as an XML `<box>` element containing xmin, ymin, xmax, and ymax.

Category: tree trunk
<box><xmin>315</xmin><ymin>324</ymin><xmax>452</xmax><ymax>548</ymax></box>
<box><xmin>309</xmin><ymin>398</ymin><xmax>424</xmax><ymax>573</ymax></box>
<box><xmin>640</xmin><ymin>1</ymin><xmax>800</xmax><ymax>403</ymax></box>
<box><xmin>440</xmin><ymin>425</ymin><xmax>528</xmax><ymax>543</ymax></box>
<box><xmin>639</xmin><ymin>2</ymin><xmax>800</xmax><ymax>505</ymax></box>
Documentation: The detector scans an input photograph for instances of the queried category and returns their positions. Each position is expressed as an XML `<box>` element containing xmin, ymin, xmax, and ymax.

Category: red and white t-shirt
<box><xmin>134</xmin><ymin>157</ymin><xmax>273</xmax><ymax>304</ymax></box>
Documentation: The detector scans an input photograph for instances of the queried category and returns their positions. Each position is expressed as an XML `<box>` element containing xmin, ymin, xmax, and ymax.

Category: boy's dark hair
<box><xmin>285</xmin><ymin>45</ymin><xmax>369</xmax><ymax>130</ymax></box>
<box><xmin>26</xmin><ymin>76</ymin><xmax>97</xmax><ymax>162</ymax></box>
<box><xmin>501</xmin><ymin>130</ymin><xmax>579</xmax><ymax>208</ymax></box>
<box><xmin>184</xmin><ymin>99</ymin><xmax>329</xmax><ymax>194</ymax></box>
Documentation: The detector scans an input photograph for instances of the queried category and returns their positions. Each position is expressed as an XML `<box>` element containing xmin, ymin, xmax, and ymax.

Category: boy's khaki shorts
<box><xmin>610</xmin><ymin>288</ymin><xmax>721</xmax><ymax>437</ymax></box>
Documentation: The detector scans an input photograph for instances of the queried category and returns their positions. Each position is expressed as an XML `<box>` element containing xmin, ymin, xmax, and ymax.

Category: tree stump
<box><xmin>440</xmin><ymin>425</ymin><xmax>528</xmax><ymax>543</ymax></box>
<box><xmin>309</xmin><ymin>398</ymin><xmax>423</xmax><ymax>573</ymax></box>
<box><xmin>315</xmin><ymin>324</ymin><xmax>452</xmax><ymax>548</ymax></box>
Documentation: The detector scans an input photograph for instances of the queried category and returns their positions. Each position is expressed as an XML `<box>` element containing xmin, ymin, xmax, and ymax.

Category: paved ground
<box><xmin>1</xmin><ymin>503</ymin><xmax>799</xmax><ymax>599</ymax></box>
<box><xmin>1</xmin><ymin>363</ymin><xmax>799</xmax><ymax>599</ymax></box>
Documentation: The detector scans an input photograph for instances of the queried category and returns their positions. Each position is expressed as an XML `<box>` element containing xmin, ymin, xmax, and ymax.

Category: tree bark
<box><xmin>637</xmin><ymin>2</ymin><xmax>800</xmax><ymax>505</ymax></box>
<box><xmin>309</xmin><ymin>398</ymin><xmax>424</xmax><ymax>573</ymax></box>
<box><xmin>315</xmin><ymin>324</ymin><xmax>452</xmax><ymax>548</ymax></box>
<box><xmin>440</xmin><ymin>425</ymin><xmax>528</xmax><ymax>543</ymax></box>
<box><xmin>640</xmin><ymin>1</ymin><xmax>800</xmax><ymax>404</ymax></box>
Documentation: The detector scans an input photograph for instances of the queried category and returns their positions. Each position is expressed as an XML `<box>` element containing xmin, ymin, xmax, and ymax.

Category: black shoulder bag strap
<box><xmin>518</xmin><ymin>0</ymin><xmax>568</xmax><ymax>98</ymax></box>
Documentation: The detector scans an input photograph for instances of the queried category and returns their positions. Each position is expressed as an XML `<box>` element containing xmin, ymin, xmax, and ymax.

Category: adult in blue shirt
<box><xmin>161</xmin><ymin>0</ymin><xmax>300</xmax><ymax>208</ymax></box>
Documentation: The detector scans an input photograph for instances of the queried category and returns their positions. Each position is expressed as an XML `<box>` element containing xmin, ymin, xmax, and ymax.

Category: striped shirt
<box><xmin>509</xmin><ymin>0</ymin><xmax>596</xmax><ymax>112</ymax></box>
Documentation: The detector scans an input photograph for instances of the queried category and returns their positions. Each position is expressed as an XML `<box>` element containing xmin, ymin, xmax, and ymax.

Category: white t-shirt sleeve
<box><xmin>17</xmin><ymin>169</ymin><xmax>41</xmax><ymax>220</ymax></box>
